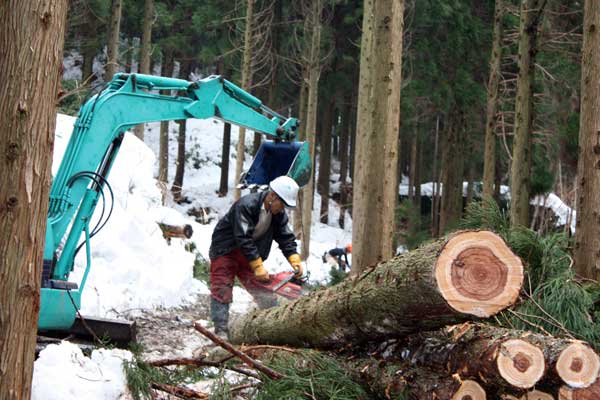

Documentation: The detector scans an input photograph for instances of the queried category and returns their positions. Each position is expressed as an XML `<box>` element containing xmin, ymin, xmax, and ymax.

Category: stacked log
<box><xmin>224</xmin><ymin>230</ymin><xmax>600</xmax><ymax>398</ymax></box>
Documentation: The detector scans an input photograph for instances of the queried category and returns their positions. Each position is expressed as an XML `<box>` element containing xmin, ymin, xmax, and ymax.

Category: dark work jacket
<box><xmin>209</xmin><ymin>191</ymin><xmax>297</xmax><ymax>261</ymax></box>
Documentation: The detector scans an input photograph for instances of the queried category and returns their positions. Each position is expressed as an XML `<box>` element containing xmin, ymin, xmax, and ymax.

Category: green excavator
<box><xmin>39</xmin><ymin>73</ymin><xmax>311</xmax><ymax>344</ymax></box>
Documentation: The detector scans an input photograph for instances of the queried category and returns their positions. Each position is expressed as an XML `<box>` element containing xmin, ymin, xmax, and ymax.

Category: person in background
<box><xmin>208</xmin><ymin>176</ymin><xmax>303</xmax><ymax>338</ymax></box>
<box><xmin>323</xmin><ymin>244</ymin><xmax>352</xmax><ymax>271</ymax></box>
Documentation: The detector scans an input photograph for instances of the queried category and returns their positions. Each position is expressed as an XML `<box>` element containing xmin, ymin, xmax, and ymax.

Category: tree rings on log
<box><xmin>435</xmin><ymin>231</ymin><xmax>524</xmax><ymax>317</ymax></box>
<box><xmin>451</xmin><ymin>379</ymin><xmax>486</xmax><ymax>400</ymax></box>
<box><xmin>496</xmin><ymin>339</ymin><xmax>545</xmax><ymax>389</ymax></box>
<box><xmin>555</xmin><ymin>342</ymin><xmax>600</xmax><ymax>389</ymax></box>
<box><xmin>521</xmin><ymin>390</ymin><xmax>554</xmax><ymax>400</ymax></box>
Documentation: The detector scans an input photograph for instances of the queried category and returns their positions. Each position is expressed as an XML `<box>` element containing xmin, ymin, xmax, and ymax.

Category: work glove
<box><xmin>287</xmin><ymin>254</ymin><xmax>303</xmax><ymax>278</ymax></box>
<box><xmin>249</xmin><ymin>257</ymin><xmax>270</xmax><ymax>282</ymax></box>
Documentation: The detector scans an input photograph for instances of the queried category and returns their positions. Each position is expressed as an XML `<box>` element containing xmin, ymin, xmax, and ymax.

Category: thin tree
<box><xmin>171</xmin><ymin>60</ymin><xmax>192</xmax><ymax>202</ymax></box>
<box><xmin>105</xmin><ymin>0</ymin><xmax>122</xmax><ymax>81</ymax></box>
<box><xmin>133</xmin><ymin>0</ymin><xmax>154</xmax><ymax>141</ymax></box>
<box><xmin>318</xmin><ymin>95</ymin><xmax>335</xmax><ymax>224</ymax></box>
<box><xmin>483</xmin><ymin>0</ymin><xmax>504</xmax><ymax>201</ymax></box>
<box><xmin>574</xmin><ymin>0</ymin><xmax>600</xmax><ymax>281</ymax></box>
<box><xmin>233</xmin><ymin>0</ymin><xmax>256</xmax><ymax>201</ymax></box>
<box><xmin>158</xmin><ymin>51</ymin><xmax>174</xmax><ymax>195</ymax></box>
<box><xmin>509</xmin><ymin>0</ymin><xmax>547</xmax><ymax>227</ymax></box>
<box><xmin>300</xmin><ymin>0</ymin><xmax>326</xmax><ymax>259</ymax></box>
<box><xmin>0</xmin><ymin>1</ymin><xmax>68</xmax><ymax>396</ymax></box>
<box><xmin>352</xmin><ymin>0</ymin><xmax>404</xmax><ymax>273</ymax></box>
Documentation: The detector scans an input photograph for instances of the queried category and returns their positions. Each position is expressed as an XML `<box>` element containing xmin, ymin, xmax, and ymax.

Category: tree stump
<box><xmin>230</xmin><ymin>231</ymin><xmax>524</xmax><ymax>348</ymax></box>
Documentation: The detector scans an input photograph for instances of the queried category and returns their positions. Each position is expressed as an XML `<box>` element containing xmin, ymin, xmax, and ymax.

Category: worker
<box><xmin>208</xmin><ymin>175</ymin><xmax>303</xmax><ymax>338</ymax></box>
<box><xmin>323</xmin><ymin>244</ymin><xmax>352</xmax><ymax>271</ymax></box>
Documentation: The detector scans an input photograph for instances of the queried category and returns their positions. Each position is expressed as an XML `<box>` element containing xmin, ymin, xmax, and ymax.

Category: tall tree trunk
<box><xmin>234</xmin><ymin>0</ymin><xmax>255</xmax><ymax>201</ymax></box>
<box><xmin>105</xmin><ymin>0</ymin><xmax>122</xmax><ymax>82</ymax></box>
<box><xmin>158</xmin><ymin>52</ymin><xmax>174</xmax><ymax>187</ymax></box>
<box><xmin>0</xmin><ymin>1</ymin><xmax>68</xmax><ymax>396</ymax></box>
<box><xmin>81</xmin><ymin>41</ymin><xmax>97</xmax><ymax>83</ymax></box>
<box><xmin>431</xmin><ymin>114</ymin><xmax>441</xmax><ymax>237</ymax></box>
<box><xmin>230</xmin><ymin>231</ymin><xmax>524</xmax><ymax>348</ymax></box>
<box><xmin>338</xmin><ymin>95</ymin><xmax>352</xmax><ymax>229</ymax></box>
<box><xmin>171</xmin><ymin>60</ymin><xmax>193</xmax><ymax>201</ymax></box>
<box><xmin>133</xmin><ymin>0</ymin><xmax>154</xmax><ymax>141</ymax></box>
<box><xmin>574</xmin><ymin>0</ymin><xmax>600</xmax><ymax>281</ymax></box>
<box><xmin>300</xmin><ymin>0</ymin><xmax>324</xmax><ymax>260</ymax></box>
<box><xmin>318</xmin><ymin>96</ymin><xmax>334</xmax><ymax>224</ymax></box>
<box><xmin>293</xmin><ymin>79</ymin><xmax>308</xmax><ymax>237</ymax></box>
<box><xmin>352</xmin><ymin>0</ymin><xmax>404</xmax><ymax>273</ymax></box>
<box><xmin>440</xmin><ymin>112</ymin><xmax>465</xmax><ymax>233</ymax></box>
<box><xmin>483</xmin><ymin>0</ymin><xmax>504</xmax><ymax>201</ymax></box>
<box><xmin>509</xmin><ymin>0</ymin><xmax>546</xmax><ymax>228</ymax></box>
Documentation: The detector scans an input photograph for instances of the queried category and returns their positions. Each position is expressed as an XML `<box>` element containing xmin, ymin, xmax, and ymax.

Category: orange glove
<box><xmin>287</xmin><ymin>254</ymin><xmax>303</xmax><ymax>278</ymax></box>
<box><xmin>249</xmin><ymin>257</ymin><xmax>270</xmax><ymax>282</ymax></box>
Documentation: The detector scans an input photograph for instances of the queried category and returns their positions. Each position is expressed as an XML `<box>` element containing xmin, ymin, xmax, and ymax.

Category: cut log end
<box><xmin>435</xmin><ymin>231</ymin><xmax>524</xmax><ymax>317</ymax></box>
<box><xmin>451</xmin><ymin>379</ymin><xmax>486</xmax><ymax>400</ymax></box>
<box><xmin>496</xmin><ymin>339</ymin><xmax>545</xmax><ymax>389</ymax></box>
<box><xmin>521</xmin><ymin>390</ymin><xmax>554</xmax><ymax>400</ymax></box>
<box><xmin>556</xmin><ymin>342</ymin><xmax>600</xmax><ymax>388</ymax></box>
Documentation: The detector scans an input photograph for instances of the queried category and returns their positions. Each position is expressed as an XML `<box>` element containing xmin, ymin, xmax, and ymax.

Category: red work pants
<box><xmin>210</xmin><ymin>248</ymin><xmax>276</xmax><ymax>308</ymax></box>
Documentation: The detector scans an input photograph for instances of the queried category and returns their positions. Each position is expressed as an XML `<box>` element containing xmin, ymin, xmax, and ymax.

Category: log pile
<box><xmin>226</xmin><ymin>230</ymin><xmax>600</xmax><ymax>399</ymax></box>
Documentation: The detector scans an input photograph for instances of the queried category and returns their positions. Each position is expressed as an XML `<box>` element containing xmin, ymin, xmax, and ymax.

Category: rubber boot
<box><xmin>210</xmin><ymin>298</ymin><xmax>230</xmax><ymax>339</ymax></box>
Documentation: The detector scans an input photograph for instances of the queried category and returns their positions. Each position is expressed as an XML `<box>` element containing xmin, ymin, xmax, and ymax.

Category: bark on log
<box><xmin>230</xmin><ymin>231</ymin><xmax>523</xmax><ymax>348</ymax></box>
<box><xmin>559</xmin><ymin>377</ymin><xmax>600</xmax><ymax>400</ymax></box>
<box><xmin>158</xmin><ymin>223</ymin><xmax>193</xmax><ymax>239</ymax></box>
<box><xmin>346</xmin><ymin>356</ymin><xmax>486</xmax><ymax>400</ymax></box>
<box><xmin>395</xmin><ymin>323</ymin><xmax>545</xmax><ymax>389</ymax></box>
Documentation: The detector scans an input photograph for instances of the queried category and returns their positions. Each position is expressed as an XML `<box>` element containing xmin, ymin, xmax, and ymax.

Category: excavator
<box><xmin>39</xmin><ymin>73</ymin><xmax>311</xmax><ymax>344</ymax></box>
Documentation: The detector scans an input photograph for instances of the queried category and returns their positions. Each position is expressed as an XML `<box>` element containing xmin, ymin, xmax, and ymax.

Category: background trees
<box><xmin>53</xmin><ymin>0</ymin><xmax>592</xmax><ymax>276</ymax></box>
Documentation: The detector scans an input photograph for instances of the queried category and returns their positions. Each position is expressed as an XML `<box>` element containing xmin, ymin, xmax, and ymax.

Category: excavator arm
<box><xmin>39</xmin><ymin>73</ymin><xmax>310</xmax><ymax>331</ymax></box>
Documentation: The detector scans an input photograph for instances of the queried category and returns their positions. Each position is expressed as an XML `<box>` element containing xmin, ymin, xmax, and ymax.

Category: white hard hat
<box><xmin>269</xmin><ymin>176</ymin><xmax>299</xmax><ymax>208</ymax></box>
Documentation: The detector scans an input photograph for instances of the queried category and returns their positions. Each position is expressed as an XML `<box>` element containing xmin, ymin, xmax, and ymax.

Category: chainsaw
<box><xmin>255</xmin><ymin>271</ymin><xmax>307</xmax><ymax>300</ymax></box>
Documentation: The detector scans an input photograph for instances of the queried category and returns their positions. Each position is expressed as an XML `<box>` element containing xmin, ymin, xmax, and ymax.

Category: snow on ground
<box><xmin>33</xmin><ymin>112</ymin><xmax>351</xmax><ymax>399</ymax></box>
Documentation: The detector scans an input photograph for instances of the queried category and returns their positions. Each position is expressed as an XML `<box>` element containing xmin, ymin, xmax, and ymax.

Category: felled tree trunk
<box><xmin>230</xmin><ymin>231</ymin><xmax>523</xmax><ymax>348</ymax></box>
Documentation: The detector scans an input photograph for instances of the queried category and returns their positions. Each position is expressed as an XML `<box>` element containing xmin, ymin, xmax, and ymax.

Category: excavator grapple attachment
<box><xmin>241</xmin><ymin>140</ymin><xmax>312</xmax><ymax>188</ymax></box>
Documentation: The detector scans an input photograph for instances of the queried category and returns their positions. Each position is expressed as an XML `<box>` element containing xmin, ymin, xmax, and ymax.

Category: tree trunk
<box><xmin>483</xmin><ymin>0</ymin><xmax>504</xmax><ymax>201</ymax></box>
<box><xmin>133</xmin><ymin>0</ymin><xmax>154</xmax><ymax>141</ymax></box>
<box><xmin>352</xmin><ymin>0</ymin><xmax>404</xmax><ymax>273</ymax></box>
<box><xmin>318</xmin><ymin>96</ymin><xmax>334</xmax><ymax>224</ymax></box>
<box><xmin>293</xmin><ymin>79</ymin><xmax>308</xmax><ymax>237</ymax></box>
<box><xmin>338</xmin><ymin>95</ymin><xmax>352</xmax><ymax>229</ymax></box>
<box><xmin>105</xmin><ymin>0</ymin><xmax>122</xmax><ymax>82</ymax></box>
<box><xmin>171</xmin><ymin>119</ymin><xmax>186</xmax><ymax>202</ymax></box>
<box><xmin>233</xmin><ymin>0</ymin><xmax>255</xmax><ymax>201</ymax></box>
<box><xmin>574</xmin><ymin>0</ymin><xmax>600</xmax><ymax>281</ymax></box>
<box><xmin>230</xmin><ymin>231</ymin><xmax>523</xmax><ymax>348</ymax></box>
<box><xmin>158</xmin><ymin>52</ymin><xmax>174</xmax><ymax>188</ymax></box>
<box><xmin>171</xmin><ymin>61</ymin><xmax>192</xmax><ymax>202</ymax></box>
<box><xmin>218</xmin><ymin>123</ymin><xmax>232</xmax><ymax>196</ymax></box>
<box><xmin>300</xmin><ymin>0</ymin><xmax>323</xmax><ymax>260</ymax></box>
<box><xmin>440</xmin><ymin>112</ymin><xmax>465</xmax><ymax>233</ymax></box>
<box><xmin>509</xmin><ymin>0</ymin><xmax>546</xmax><ymax>228</ymax></box>
<box><xmin>432</xmin><ymin>114</ymin><xmax>441</xmax><ymax>236</ymax></box>
<box><xmin>0</xmin><ymin>1</ymin><xmax>68</xmax><ymax>397</ymax></box>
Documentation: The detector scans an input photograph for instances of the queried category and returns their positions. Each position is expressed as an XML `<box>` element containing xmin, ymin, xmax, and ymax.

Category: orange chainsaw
<box><xmin>255</xmin><ymin>271</ymin><xmax>306</xmax><ymax>300</ymax></box>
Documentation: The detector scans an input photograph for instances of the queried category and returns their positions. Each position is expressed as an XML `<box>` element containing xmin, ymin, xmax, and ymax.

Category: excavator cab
<box><xmin>241</xmin><ymin>140</ymin><xmax>312</xmax><ymax>189</ymax></box>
